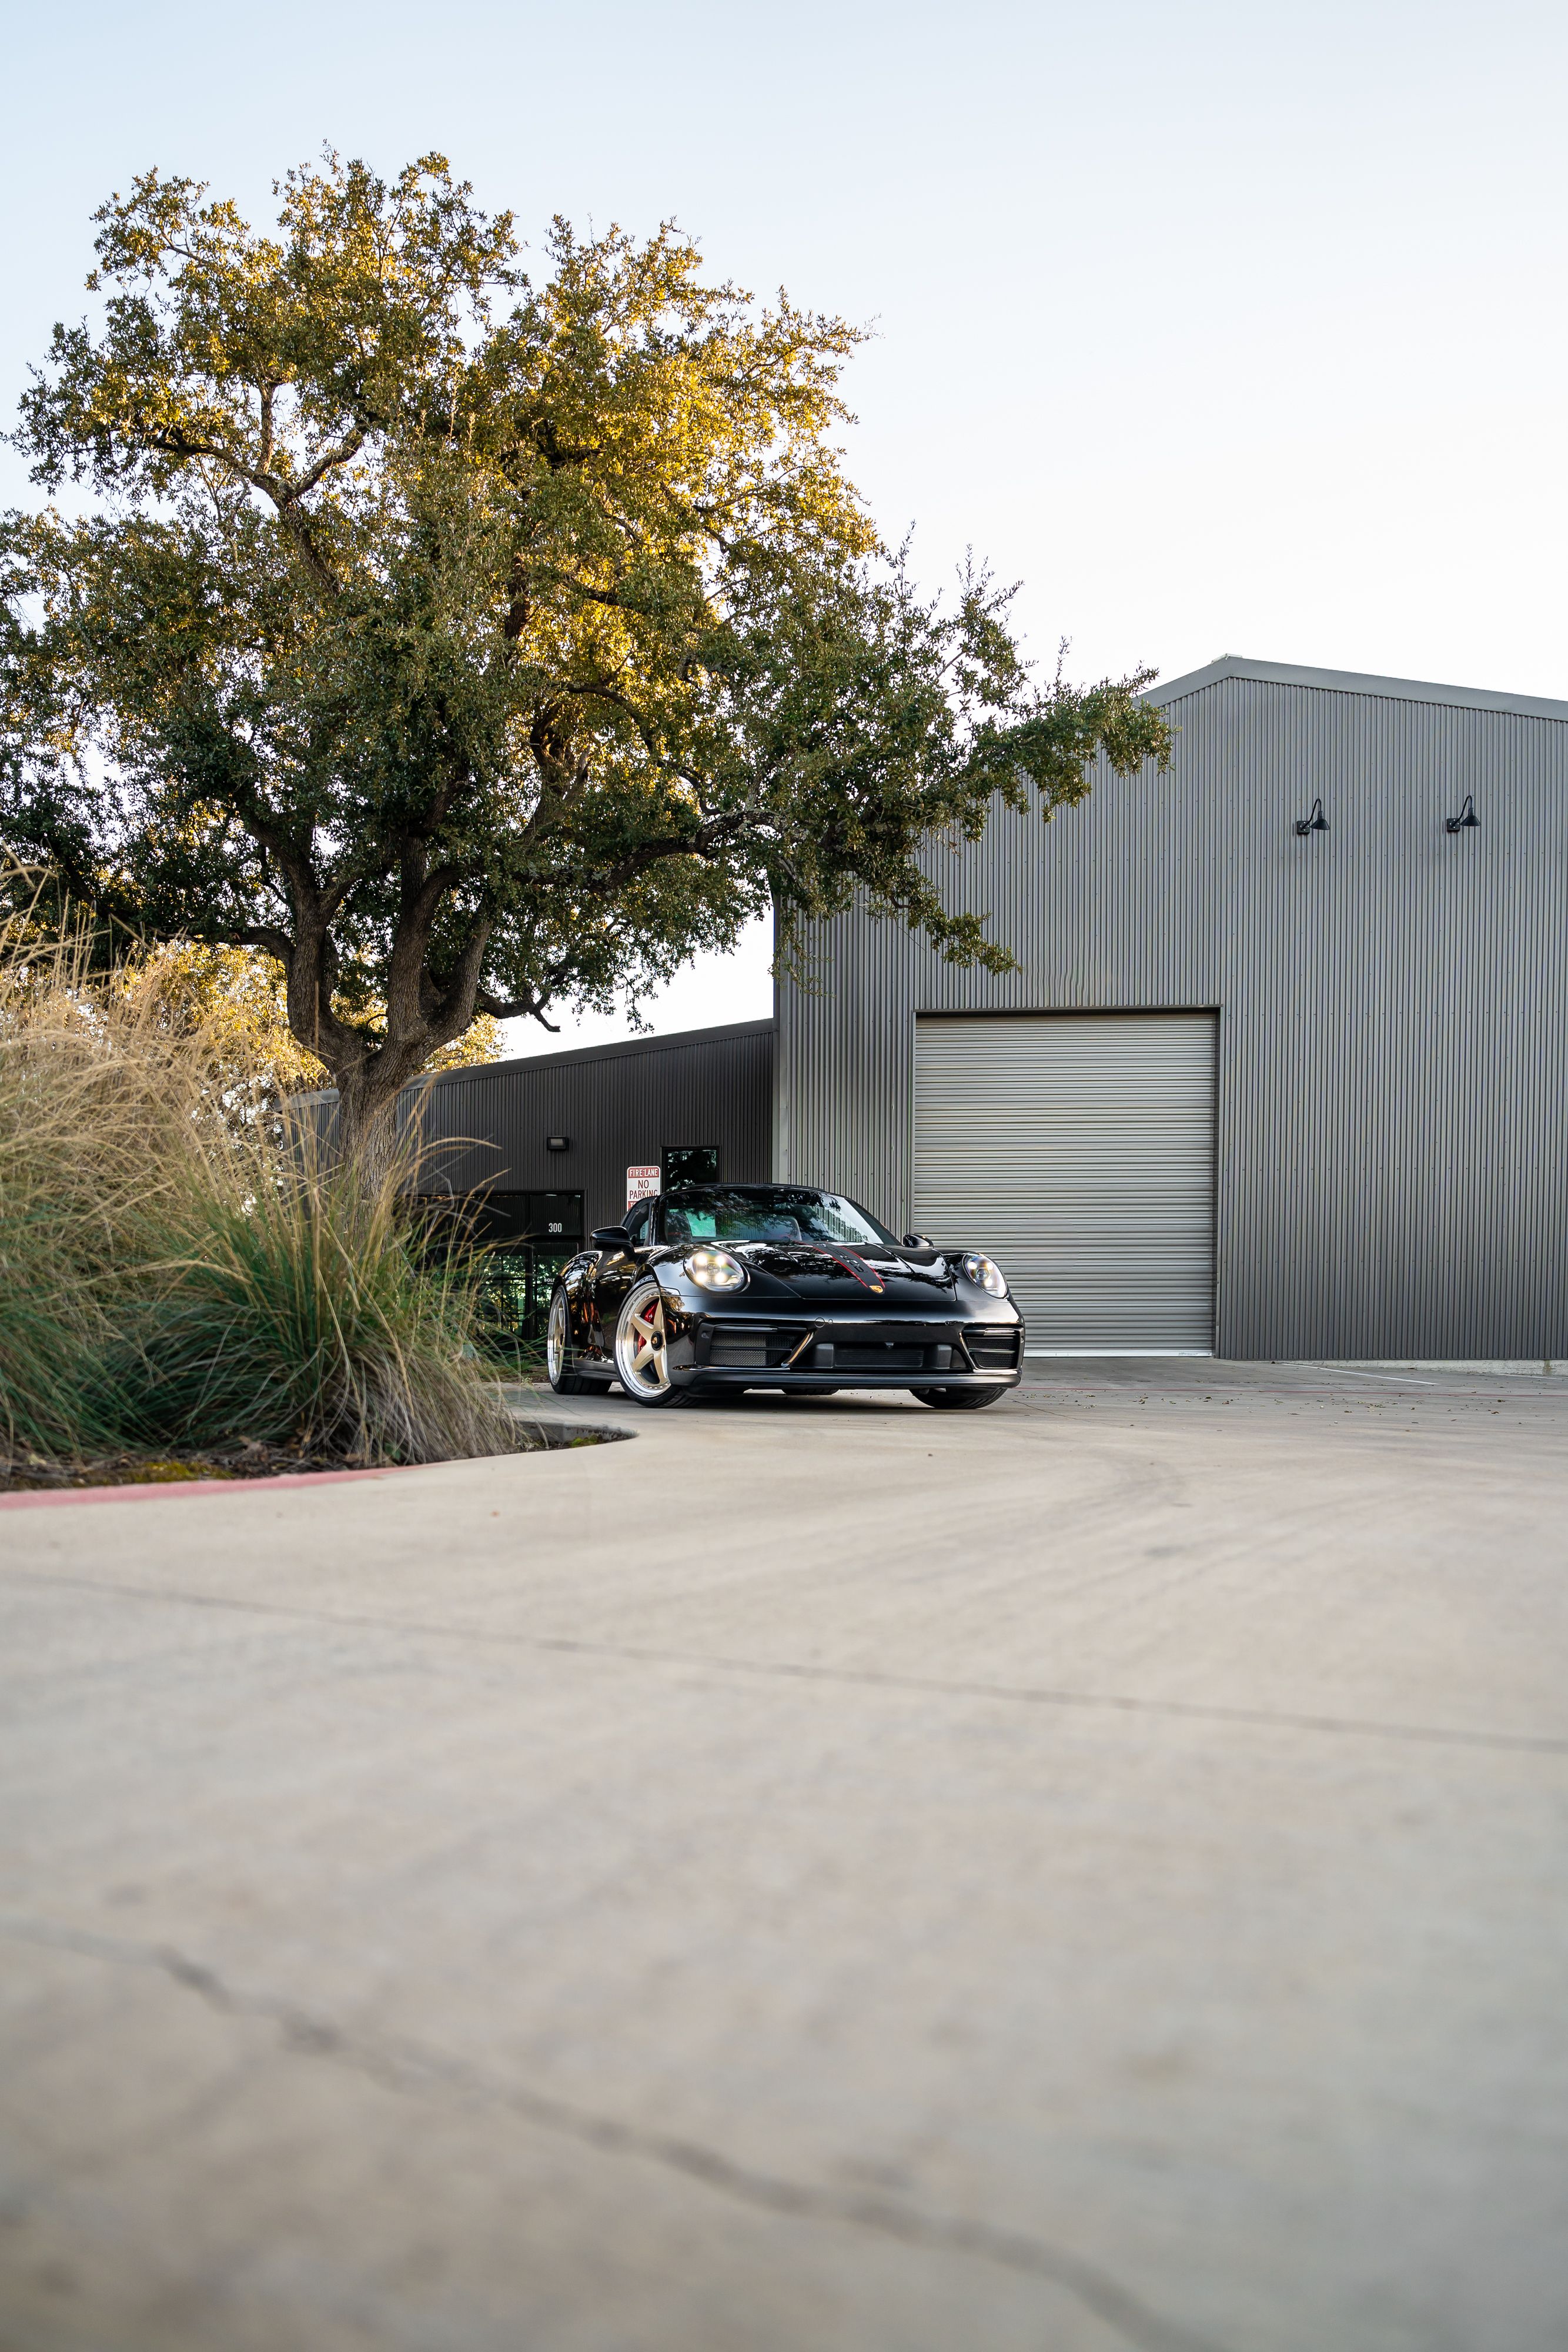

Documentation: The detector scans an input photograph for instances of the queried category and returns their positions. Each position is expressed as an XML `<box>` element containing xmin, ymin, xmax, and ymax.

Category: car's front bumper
<box><xmin>671</xmin><ymin>1310</ymin><xmax>1023</xmax><ymax>1391</ymax></box>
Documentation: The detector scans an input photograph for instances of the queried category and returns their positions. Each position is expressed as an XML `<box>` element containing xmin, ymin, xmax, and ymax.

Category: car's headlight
<box><xmin>687</xmin><ymin>1247</ymin><xmax>747</xmax><ymax>1292</ymax></box>
<box><xmin>961</xmin><ymin>1252</ymin><xmax>1008</xmax><ymax>1298</ymax></box>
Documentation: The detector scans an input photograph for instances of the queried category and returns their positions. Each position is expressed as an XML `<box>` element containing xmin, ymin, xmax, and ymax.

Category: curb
<box><xmin>0</xmin><ymin>1464</ymin><xmax>417</xmax><ymax>1511</ymax></box>
<box><xmin>0</xmin><ymin>1421</ymin><xmax>631</xmax><ymax>1509</ymax></box>
<box><xmin>509</xmin><ymin>1417</ymin><xmax>633</xmax><ymax>1449</ymax></box>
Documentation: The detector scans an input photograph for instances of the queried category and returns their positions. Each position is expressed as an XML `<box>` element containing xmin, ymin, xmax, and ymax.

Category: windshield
<box><xmin>662</xmin><ymin>1186</ymin><xmax>900</xmax><ymax>1250</ymax></box>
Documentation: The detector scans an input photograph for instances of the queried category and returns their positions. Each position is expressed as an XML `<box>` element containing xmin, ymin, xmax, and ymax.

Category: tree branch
<box><xmin>210</xmin><ymin>923</ymin><xmax>295</xmax><ymax>961</ymax></box>
<box><xmin>474</xmin><ymin>985</ymin><xmax>560</xmax><ymax>1027</ymax></box>
<box><xmin>282</xmin><ymin>425</ymin><xmax>366</xmax><ymax>506</ymax></box>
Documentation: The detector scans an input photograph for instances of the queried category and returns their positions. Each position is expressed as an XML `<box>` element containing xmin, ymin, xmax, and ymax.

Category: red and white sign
<box><xmin>626</xmin><ymin>1164</ymin><xmax>661</xmax><ymax>1211</ymax></box>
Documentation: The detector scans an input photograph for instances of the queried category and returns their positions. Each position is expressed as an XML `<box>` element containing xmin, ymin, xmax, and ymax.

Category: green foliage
<box><xmin>0</xmin><ymin>1201</ymin><xmax>123</xmax><ymax>1459</ymax></box>
<box><xmin>0</xmin><ymin>893</ymin><xmax>521</xmax><ymax>1466</ymax></box>
<box><xmin>463</xmin><ymin>1243</ymin><xmax>560</xmax><ymax>1372</ymax></box>
<box><xmin>0</xmin><ymin>916</ymin><xmax>190</xmax><ymax>1456</ymax></box>
<box><xmin>1</xmin><ymin>152</ymin><xmax>1171</xmax><ymax>1152</ymax></box>
<box><xmin>127</xmin><ymin>1144</ymin><xmax>521</xmax><ymax>1463</ymax></box>
<box><xmin>123</xmin><ymin>938</ymin><xmax>503</xmax><ymax>1138</ymax></box>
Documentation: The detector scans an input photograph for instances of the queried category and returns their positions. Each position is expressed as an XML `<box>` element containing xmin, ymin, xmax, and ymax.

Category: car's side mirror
<box><xmin>591</xmin><ymin>1225</ymin><xmax>634</xmax><ymax>1250</ymax></box>
<box><xmin>902</xmin><ymin>1232</ymin><xmax>932</xmax><ymax>1249</ymax></box>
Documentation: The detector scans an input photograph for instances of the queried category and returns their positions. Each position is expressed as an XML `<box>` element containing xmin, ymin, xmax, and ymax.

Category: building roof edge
<box><xmin>288</xmin><ymin>1017</ymin><xmax>777</xmax><ymax>1107</ymax></box>
<box><xmin>442</xmin><ymin>1015</ymin><xmax>776</xmax><ymax>1085</ymax></box>
<box><xmin>1145</xmin><ymin>653</ymin><xmax>1568</xmax><ymax>723</ymax></box>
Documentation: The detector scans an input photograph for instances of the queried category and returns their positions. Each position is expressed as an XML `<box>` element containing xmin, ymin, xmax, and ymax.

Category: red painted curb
<box><xmin>0</xmin><ymin>1465</ymin><xmax>417</xmax><ymax>1511</ymax></box>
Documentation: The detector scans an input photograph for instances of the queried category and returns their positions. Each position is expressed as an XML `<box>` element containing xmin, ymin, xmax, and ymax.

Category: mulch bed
<box><xmin>0</xmin><ymin>1441</ymin><xmax>390</xmax><ymax>1493</ymax></box>
<box><xmin>0</xmin><ymin>1417</ymin><xmax>616</xmax><ymax>1493</ymax></box>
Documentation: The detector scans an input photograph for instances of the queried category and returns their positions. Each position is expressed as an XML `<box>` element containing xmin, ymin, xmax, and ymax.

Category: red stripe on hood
<box><xmin>828</xmin><ymin>1251</ymin><xmax>885</xmax><ymax>1291</ymax></box>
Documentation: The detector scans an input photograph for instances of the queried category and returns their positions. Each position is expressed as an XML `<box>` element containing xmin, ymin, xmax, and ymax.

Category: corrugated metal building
<box><xmin>407</xmin><ymin>1018</ymin><xmax>775</xmax><ymax>1248</ymax></box>
<box><xmin>777</xmin><ymin>654</ymin><xmax>1568</xmax><ymax>1360</ymax></box>
<box><xmin>314</xmin><ymin>653</ymin><xmax>1564</xmax><ymax>1361</ymax></box>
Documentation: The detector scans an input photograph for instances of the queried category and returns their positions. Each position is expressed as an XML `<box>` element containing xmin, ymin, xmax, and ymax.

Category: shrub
<box><xmin>0</xmin><ymin>878</ymin><xmax>520</xmax><ymax>1468</ymax></box>
<box><xmin>126</xmin><ymin>1138</ymin><xmax>521</xmax><ymax>1465</ymax></box>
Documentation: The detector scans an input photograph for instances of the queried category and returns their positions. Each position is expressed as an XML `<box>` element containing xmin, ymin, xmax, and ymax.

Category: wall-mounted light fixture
<box><xmin>1293</xmin><ymin>797</ymin><xmax>1329</xmax><ymax>837</ymax></box>
<box><xmin>1445</xmin><ymin>794</ymin><xmax>1479</xmax><ymax>835</ymax></box>
<box><xmin>546</xmin><ymin>1134</ymin><xmax>570</xmax><ymax>1153</ymax></box>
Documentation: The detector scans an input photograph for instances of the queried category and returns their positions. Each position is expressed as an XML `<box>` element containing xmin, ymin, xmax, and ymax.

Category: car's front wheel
<box><xmin>546</xmin><ymin>1289</ymin><xmax>611</xmax><ymax>1396</ymax></box>
<box><xmin>909</xmin><ymin>1385</ymin><xmax>1009</xmax><ymax>1410</ymax></box>
<box><xmin>613</xmin><ymin>1277</ymin><xmax>688</xmax><ymax>1408</ymax></box>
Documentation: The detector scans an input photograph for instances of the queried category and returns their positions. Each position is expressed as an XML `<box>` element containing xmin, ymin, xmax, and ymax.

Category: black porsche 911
<box><xmin>546</xmin><ymin>1182</ymin><xmax>1023</xmax><ymax>1410</ymax></box>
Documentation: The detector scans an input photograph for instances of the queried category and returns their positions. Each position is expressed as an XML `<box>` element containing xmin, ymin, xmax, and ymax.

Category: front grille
<box><xmin>700</xmin><ymin>1320</ymin><xmax>1019</xmax><ymax>1377</ymax></box>
<box><xmin>703</xmin><ymin>1324</ymin><xmax>813</xmax><ymax>1369</ymax></box>
<box><xmin>707</xmin><ymin>1329</ymin><xmax>771</xmax><ymax>1367</ymax></box>
<box><xmin>833</xmin><ymin>1342</ymin><xmax>927</xmax><ymax>1372</ymax></box>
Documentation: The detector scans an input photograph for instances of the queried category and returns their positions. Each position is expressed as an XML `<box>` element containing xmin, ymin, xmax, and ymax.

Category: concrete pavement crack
<box><xmin>5</xmin><ymin>1567</ymin><xmax>1567</xmax><ymax>1758</ymax></box>
<box><xmin>1</xmin><ymin>1915</ymin><xmax>1230</xmax><ymax>2352</ymax></box>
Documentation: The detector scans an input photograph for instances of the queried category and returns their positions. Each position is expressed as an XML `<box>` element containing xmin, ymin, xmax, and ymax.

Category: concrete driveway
<box><xmin>2</xmin><ymin>1361</ymin><xmax>1566</xmax><ymax>2352</ymax></box>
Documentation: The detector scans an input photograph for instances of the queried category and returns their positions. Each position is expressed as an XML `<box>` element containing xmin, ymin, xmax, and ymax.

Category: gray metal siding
<box><xmin>913</xmin><ymin>1014</ymin><xmax>1217</xmax><ymax>1351</ymax></box>
<box><xmin>777</xmin><ymin>674</ymin><xmax>1568</xmax><ymax>1359</ymax></box>
<box><xmin>299</xmin><ymin>1023</ymin><xmax>775</xmax><ymax>1237</ymax></box>
<box><xmin>414</xmin><ymin>1022</ymin><xmax>774</xmax><ymax>1234</ymax></box>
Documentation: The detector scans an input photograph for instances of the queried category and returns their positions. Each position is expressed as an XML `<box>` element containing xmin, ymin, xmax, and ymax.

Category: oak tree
<box><xmin>123</xmin><ymin>941</ymin><xmax>502</xmax><ymax>1137</ymax></box>
<box><xmin>1</xmin><ymin>153</ymin><xmax>1169</xmax><ymax>1161</ymax></box>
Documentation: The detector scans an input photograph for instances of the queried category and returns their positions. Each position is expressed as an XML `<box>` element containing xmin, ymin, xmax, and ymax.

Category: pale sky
<box><xmin>5</xmin><ymin>0</ymin><xmax>1563</xmax><ymax>1053</ymax></box>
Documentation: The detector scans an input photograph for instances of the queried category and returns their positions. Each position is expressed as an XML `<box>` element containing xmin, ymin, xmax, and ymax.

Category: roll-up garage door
<box><xmin>913</xmin><ymin>1014</ymin><xmax>1217</xmax><ymax>1352</ymax></box>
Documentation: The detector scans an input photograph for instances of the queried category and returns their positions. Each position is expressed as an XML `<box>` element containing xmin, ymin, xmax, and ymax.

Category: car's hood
<box><xmin>727</xmin><ymin>1241</ymin><xmax>958</xmax><ymax>1307</ymax></box>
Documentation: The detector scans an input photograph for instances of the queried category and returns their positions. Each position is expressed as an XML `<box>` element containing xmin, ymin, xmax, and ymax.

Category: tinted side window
<box><xmin>623</xmin><ymin>1200</ymin><xmax>651</xmax><ymax>1244</ymax></box>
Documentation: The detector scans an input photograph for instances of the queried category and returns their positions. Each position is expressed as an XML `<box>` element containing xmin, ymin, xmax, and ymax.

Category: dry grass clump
<box><xmin>0</xmin><ymin>881</ymin><xmax>520</xmax><ymax>1469</ymax></box>
<box><xmin>134</xmin><ymin>1135</ymin><xmax>520</xmax><ymax>1464</ymax></box>
<box><xmin>0</xmin><ymin>921</ymin><xmax>195</xmax><ymax>1456</ymax></box>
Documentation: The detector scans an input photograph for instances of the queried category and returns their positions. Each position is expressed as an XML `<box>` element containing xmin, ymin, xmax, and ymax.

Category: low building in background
<box><xmin>294</xmin><ymin>1021</ymin><xmax>774</xmax><ymax>1356</ymax></box>
<box><xmin>410</xmin><ymin>1018</ymin><xmax>775</xmax><ymax>1248</ymax></box>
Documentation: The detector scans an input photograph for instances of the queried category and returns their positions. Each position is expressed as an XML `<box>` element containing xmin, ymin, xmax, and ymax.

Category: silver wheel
<box><xmin>546</xmin><ymin>1290</ymin><xmax>569</xmax><ymax>1387</ymax></box>
<box><xmin>547</xmin><ymin>1288</ymin><xmax>609</xmax><ymax>1395</ymax></box>
<box><xmin>614</xmin><ymin>1278</ymin><xmax>674</xmax><ymax>1403</ymax></box>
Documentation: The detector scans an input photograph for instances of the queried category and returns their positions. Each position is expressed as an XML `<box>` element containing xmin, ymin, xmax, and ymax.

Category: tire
<box><xmin>909</xmin><ymin>1384</ymin><xmax>1010</xmax><ymax>1410</ymax></box>
<box><xmin>546</xmin><ymin>1288</ymin><xmax>611</xmax><ymax>1396</ymax></box>
<box><xmin>613</xmin><ymin>1277</ymin><xmax>689</xmax><ymax>1409</ymax></box>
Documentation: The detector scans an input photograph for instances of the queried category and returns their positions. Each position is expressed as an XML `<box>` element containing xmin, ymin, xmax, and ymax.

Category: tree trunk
<box><xmin>328</xmin><ymin>1044</ymin><xmax>445</xmax><ymax>1191</ymax></box>
<box><xmin>332</xmin><ymin>1064</ymin><xmax>402</xmax><ymax>1186</ymax></box>
<box><xmin>281</xmin><ymin>896</ymin><xmax>492</xmax><ymax>1188</ymax></box>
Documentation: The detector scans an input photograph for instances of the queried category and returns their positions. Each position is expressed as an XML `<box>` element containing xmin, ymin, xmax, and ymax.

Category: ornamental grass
<box><xmin>0</xmin><ymin>881</ymin><xmax>519</xmax><ymax>1470</ymax></box>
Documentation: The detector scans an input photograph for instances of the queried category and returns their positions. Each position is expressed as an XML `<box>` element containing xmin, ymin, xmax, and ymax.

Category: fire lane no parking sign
<box><xmin>626</xmin><ymin>1164</ymin><xmax>660</xmax><ymax>1212</ymax></box>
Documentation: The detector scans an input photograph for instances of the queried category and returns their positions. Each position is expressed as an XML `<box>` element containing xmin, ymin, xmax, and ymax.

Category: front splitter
<box><xmin>677</xmin><ymin>1368</ymin><xmax>1019</xmax><ymax>1394</ymax></box>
